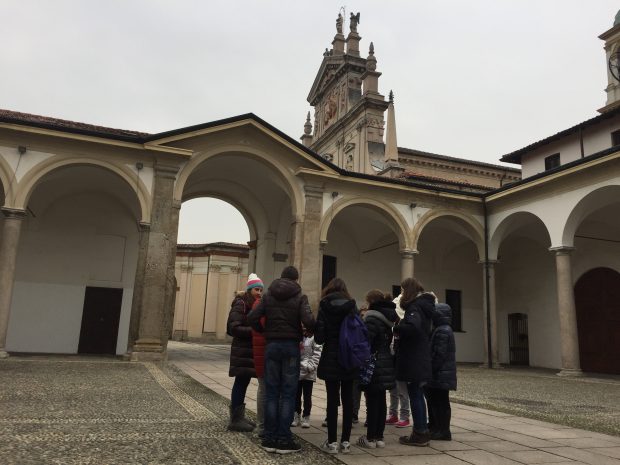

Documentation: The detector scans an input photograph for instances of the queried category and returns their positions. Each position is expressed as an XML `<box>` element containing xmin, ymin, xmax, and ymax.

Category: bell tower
<box><xmin>599</xmin><ymin>10</ymin><xmax>620</xmax><ymax>113</ymax></box>
<box><xmin>301</xmin><ymin>12</ymin><xmax>391</xmax><ymax>174</ymax></box>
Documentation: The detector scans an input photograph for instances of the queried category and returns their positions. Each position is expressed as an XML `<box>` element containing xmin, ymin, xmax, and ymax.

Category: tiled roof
<box><xmin>399</xmin><ymin>147</ymin><xmax>520</xmax><ymax>173</ymax></box>
<box><xmin>399</xmin><ymin>170</ymin><xmax>494</xmax><ymax>192</ymax></box>
<box><xmin>0</xmin><ymin>109</ymin><xmax>149</xmax><ymax>140</ymax></box>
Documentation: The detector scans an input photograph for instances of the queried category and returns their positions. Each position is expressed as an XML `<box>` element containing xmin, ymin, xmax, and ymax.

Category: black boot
<box><xmin>239</xmin><ymin>403</ymin><xmax>256</xmax><ymax>428</ymax></box>
<box><xmin>228</xmin><ymin>404</ymin><xmax>254</xmax><ymax>432</ymax></box>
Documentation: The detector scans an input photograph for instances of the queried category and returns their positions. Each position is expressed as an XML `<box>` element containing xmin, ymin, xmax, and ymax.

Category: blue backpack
<box><xmin>338</xmin><ymin>313</ymin><xmax>371</xmax><ymax>370</ymax></box>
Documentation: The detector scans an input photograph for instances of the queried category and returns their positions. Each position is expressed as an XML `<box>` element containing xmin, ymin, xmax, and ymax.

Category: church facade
<box><xmin>0</xmin><ymin>12</ymin><xmax>618</xmax><ymax>375</ymax></box>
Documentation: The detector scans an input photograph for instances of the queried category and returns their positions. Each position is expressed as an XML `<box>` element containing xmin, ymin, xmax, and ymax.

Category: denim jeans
<box><xmin>264</xmin><ymin>340</ymin><xmax>300</xmax><ymax>441</ymax></box>
<box><xmin>256</xmin><ymin>377</ymin><xmax>265</xmax><ymax>434</ymax></box>
<box><xmin>407</xmin><ymin>382</ymin><xmax>429</xmax><ymax>433</ymax></box>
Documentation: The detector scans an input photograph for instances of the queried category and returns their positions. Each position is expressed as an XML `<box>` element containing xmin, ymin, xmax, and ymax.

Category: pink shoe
<box><xmin>395</xmin><ymin>419</ymin><xmax>411</xmax><ymax>428</ymax></box>
<box><xmin>385</xmin><ymin>415</ymin><xmax>398</xmax><ymax>425</ymax></box>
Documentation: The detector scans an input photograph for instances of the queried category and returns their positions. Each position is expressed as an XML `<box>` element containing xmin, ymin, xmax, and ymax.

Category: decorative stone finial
<box><xmin>336</xmin><ymin>13</ymin><xmax>343</xmax><ymax>34</ymax></box>
<box><xmin>304</xmin><ymin>111</ymin><xmax>312</xmax><ymax>135</ymax></box>
<box><xmin>615</xmin><ymin>9</ymin><xmax>620</xmax><ymax>26</ymax></box>
<box><xmin>366</xmin><ymin>42</ymin><xmax>377</xmax><ymax>71</ymax></box>
<box><xmin>350</xmin><ymin>12</ymin><xmax>360</xmax><ymax>33</ymax></box>
<box><xmin>389</xmin><ymin>90</ymin><xmax>394</xmax><ymax>103</ymax></box>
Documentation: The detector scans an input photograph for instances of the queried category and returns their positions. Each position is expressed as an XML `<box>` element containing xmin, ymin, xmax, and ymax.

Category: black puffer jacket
<box><xmin>361</xmin><ymin>300</ymin><xmax>397</xmax><ymax>392</ymax></box>
<box><xmin>315</xmin><ymin>292</ymin><xmax>358</xmax><ymax>381</ymax></box>
<box><xmin>395</xmin><ymin>292</ymin><xmax>435</xmax><ymax>385</ymax></box>
<box><xmin>227</xmin><ymin>293</ymin><xmax>256</xmax><ymax>378</ymax></box>
<box><xmin>248</xmin><ymin>278</ymin><xmax>315</xmax><ymax>341</ymax></box>
<box><xmin>428</xmin><ymin>303</ymin><xmax>457</xmax><ymax>391</ymax></box>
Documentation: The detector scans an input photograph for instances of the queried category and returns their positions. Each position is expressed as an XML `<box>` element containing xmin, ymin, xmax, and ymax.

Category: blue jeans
<box><xmin>407</xmin><ymin>382</ymin><xmax>429</xmax><ymax>433</ymax></box>
<box><xmin>264</xmin><ymin>340</ymin><xmax>300</xmax><ymax>441</ymax></box>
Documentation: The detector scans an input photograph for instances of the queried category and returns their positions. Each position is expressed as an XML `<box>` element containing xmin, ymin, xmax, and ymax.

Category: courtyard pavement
<box><xmin>1</xmin><ymin>342</ymin><xmax>619</xmax><ymax>465</ymax></box>
<box><xmin>170</xmin><ymin>341</ymin><xmax>620</xmax><ymax>465</ymax></box>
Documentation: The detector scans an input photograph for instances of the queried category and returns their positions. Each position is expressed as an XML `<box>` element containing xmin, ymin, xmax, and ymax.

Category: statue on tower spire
<box><xmin>336</xmin><ymin>13</ymin><xmax>343</xmax><ymax>34</ymax></box>
<box><xmin>350</xmin><ymin>12</ymin><xmax>360</xmax><ymax>33</ymax></box>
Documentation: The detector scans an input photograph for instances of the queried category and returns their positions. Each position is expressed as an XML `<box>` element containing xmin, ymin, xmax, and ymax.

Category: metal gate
<box><xmin>508</xmin><ymin>313</ymin><xmax>529</xmax><ymax>366</ymax></box>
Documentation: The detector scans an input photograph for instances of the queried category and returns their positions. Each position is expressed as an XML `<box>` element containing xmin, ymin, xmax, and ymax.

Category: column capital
<box><xmin>478</xmin><ymin>259</ymin><xmax>500</xmax><ymax>266</ymax></box>
<box><xmin>1</xmin><ymin>208</ymin><xmax>27</xmax><ymax>220</ymax></box>
<box><xmin>320</xmin><ymin>240</ymin><xmax>328</xmax><ymax>252</ymax></box>
<box><xmin>154</xmin><ymin>163</ymin><xmax>180</xmax><ymax>179</ymax></box>
<box><xmin>399</xmin><ymin>249</ymin><xmax>419</xmax><ymax>258</ymax></box>
<box><xmin>549</xmin><ymin>246</ymin><xmax>575</xmax><ymax>256</ymax></box>
<box><xmin>303</xmin><ymin>184</ymin><xmax>324</xmax><ymax>199</ymax></box>
<box><xmin>138</xmin><ymin>222</ymin><xmax>151</xmax><ymax>232</ymax></box>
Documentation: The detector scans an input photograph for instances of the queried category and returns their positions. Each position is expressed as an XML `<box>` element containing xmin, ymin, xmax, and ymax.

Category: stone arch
<box><xmin>412</xmin><ymin>209</ymin><xmax>484</xmax><ymax>258</ymax></box>
<box><xmin>0</xmin><ymin>155</ymin><xmax>11</xmax><ymax>206</ymax></box>
<box><xmin>489</xmin><ymin>211</ymin><xmax>551</xmax><ymax>260</ymax></box>
<box><xmin>13</xmin><ymin>157</ymin><xmax>150</xmax><ymax>223</ymax></box>
<box><xmin>320</xmin><ymin>197</ymin><xmax>410</xmax><ymax>249</ymax></box>
<box><xmin>174</xmin><ymin>146</ymin><xmax>303</xmax><ymax>221</ymax></box>
<box><xmin>562</xmin><ymin>184</ymin><xmax>620</xmax><ymax>247</ymax></box>
<box><xmin>182</xmin><ymin>190</ymin><xmax>259</xmax><ymax>242</ymax></box>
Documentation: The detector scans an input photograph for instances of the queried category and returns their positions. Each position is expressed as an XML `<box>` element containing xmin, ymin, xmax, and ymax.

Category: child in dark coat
<box><xmin>425</xmin><ymin>303</ymin><xmax>457</xmax><ymax>441</ymax></box>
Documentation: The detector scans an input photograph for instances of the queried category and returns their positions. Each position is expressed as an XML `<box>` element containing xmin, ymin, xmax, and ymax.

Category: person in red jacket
<box><xmin>251</xmin><ymin>293</ymin><xmax>266</xmax><ymax>437</ymax></box>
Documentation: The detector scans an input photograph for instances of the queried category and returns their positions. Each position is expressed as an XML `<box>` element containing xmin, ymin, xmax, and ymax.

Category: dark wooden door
<box><xmin>508</xmin><ymin>313</ymin><xmax>529</xmax><ymax>365</ymax></box>
<box><xmin>78</xmin><ymin>287</ymin><xmax>123</xmax><ymax>355</ymax></box>
<box><xmin>322</xmin><ymin>255</ymin><xmax>337</xmax><ymax>290</ymax></box>
<box><xmin>575</xmin><ymin>267</ymin><xmax>620</xmax><ymax>375</ymax></box>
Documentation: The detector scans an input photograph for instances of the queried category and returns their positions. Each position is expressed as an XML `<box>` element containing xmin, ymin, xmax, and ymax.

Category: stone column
<box><xmin>400</xmin><ymin>249</ymin><xmax>417</xmax><ymax>281</ymax></box>
<box><xmin>131</xmin><ymin>164</ymin><xmax>180</xmax><ymax>361</ymax></box>
<box><xmin>298</xmin><ymin>185</ymin><xmax>323</xmax><ymax>311</ymax></box>
<box><xmin>550</xmin><ymin>246</ymin><xmax>582</xmax><ymax>376</ymax></box>
<box><xmin>126</xmin><ymin>222</ymin><xmax>151</xmax><ymax>353</ymax></box>
<box><xmin>481</xmin><ymin>259</ymin><xmax>500</xmax><ymax>368</ymax></box>
<box><xmin>0</xmin><ymin>208</ymin><xmax>27</xmax><ymax>358</ymax></box>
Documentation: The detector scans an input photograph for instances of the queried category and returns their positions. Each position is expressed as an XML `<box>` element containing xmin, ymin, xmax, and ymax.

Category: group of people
<box><xmin>226</xmin><ymin>265</ymin><xmax>457</xmax><ymax>455</ymax></box>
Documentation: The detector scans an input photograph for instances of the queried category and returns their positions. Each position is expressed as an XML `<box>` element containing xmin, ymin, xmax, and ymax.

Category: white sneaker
<box><xmin>357</xmin><ymin>435</ymin><xmax>376</xmax><ymax>449</ymax></box>
<box><xmin>321</xmin><ymin>440</ymin><xmax>338</xmax><ymax>454</ymax></box>
<box><xmin>301</xmin><ymin>416</ymin><xmax>310</xmax><ymax>428</ymax></box>
<box><xmin>340</xmin><ymin>441</ymin><xmax>351</xmax><ymax>454</ymax></box>
<box><xmin>291</xmin><ymin>413</ymin><xmax>300</xmax><ymax>427</ymax></box>
<box><xmin>376</xmin><ymin>439</ymin><xmax>385</xmax><ymax>448</ymax></box>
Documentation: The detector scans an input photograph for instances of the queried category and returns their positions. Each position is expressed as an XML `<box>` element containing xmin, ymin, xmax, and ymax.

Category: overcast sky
<box><xmin>1</xmin><ymin>1</ymin><xmax>618</xmax><ymax>244</ymax></box>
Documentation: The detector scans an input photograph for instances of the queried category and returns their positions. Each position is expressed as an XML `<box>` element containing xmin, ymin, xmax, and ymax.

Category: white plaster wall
<box><xmin>6</xmin><ymin>192</ymin><xmax>139</xmax><ymax>354</ymax></box>
<box><xmin>520</xmin><ymin>115</ymin><xmax>620</xmax><ymax>178</ymax></box>
<box><xmin>496</xmin><ymin>237</ymin><xmax>560</xmax><ymax>369</ymax></box>
<box><xmin>416</xmin><ymin>234</ymin><xmax>484</xmax><ymax>363</ymax></box>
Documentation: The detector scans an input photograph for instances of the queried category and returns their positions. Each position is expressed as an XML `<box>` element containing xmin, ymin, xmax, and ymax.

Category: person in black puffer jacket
<box><xmin>226</xmin><ymin>273</ymin><xmax>263</xmax><ymax>432</ymax></box>
<box><xmin>425</xmin><ymin>303</ymin><xmax>457</xmax><ymax>441</ymax></box>
<box><xmin>357</xmin><ymin>290</ymin><xmax>398</xmax><ymax>449</ymax></box>
<box><xmin>315</xmin><ymin>278</ymin><xmax>358</xmax><ymax>454</ymax></box>
<box><xmin>396</xmin><ymin>277</ymin><xmax>436</xmax><ymax>447</ymax></box>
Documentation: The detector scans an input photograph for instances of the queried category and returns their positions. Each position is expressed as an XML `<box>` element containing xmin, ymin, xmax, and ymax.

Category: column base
<box><xmin>0</xmin><ymin>350</ymin><xmax>9</xmax><ymax>359</ymax></box>
<box><xmin>556</xmin><ymin>368</ymin><xmax>583</xmax><ymax>377</ymax></box>
<box><xmin>130</xmin><ymin>338</ymin><xmax>167</xmax><ymax>362</ymax></box>
<box><xmin>479</xmin><ymin>362</ymin><xmax>503</xmax><ymax>369</ymax></box>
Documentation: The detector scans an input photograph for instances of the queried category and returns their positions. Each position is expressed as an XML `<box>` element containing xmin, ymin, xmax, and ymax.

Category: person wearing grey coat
<box><xmin>292</xmin><ymin>331</ymin><xmax>322</xmax><ymax>428</ymax></box>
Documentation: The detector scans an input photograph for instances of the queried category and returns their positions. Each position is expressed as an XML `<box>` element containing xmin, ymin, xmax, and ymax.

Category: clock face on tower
<box><xmin>609</xmin><ymin>51</ymin><xmax>620</xmax><ymax>82</ymax></box>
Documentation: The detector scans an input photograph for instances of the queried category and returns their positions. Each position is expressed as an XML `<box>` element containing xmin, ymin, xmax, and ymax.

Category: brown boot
<box><xmin>228</xmin><ymin>404</ymin><xmax>254</xmax><ymax>432</ymax></box>
<box><xmin>399</xmin><ymin>431</ymin><xmax>430</xmax><ymax>447</ymax></box>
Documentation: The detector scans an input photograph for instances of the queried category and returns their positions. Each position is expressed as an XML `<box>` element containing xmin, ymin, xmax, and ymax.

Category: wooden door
<box><xmin>78</xmin><ymin>287</ymin><xmax>123</xmax><ymax>355</ymax></box>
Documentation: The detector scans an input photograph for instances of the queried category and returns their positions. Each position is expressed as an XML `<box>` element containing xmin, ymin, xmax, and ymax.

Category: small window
<box><xmin>611</xmin><ymin>129</ymin><xmax>620</xmax><ymax>147</ymax></box>
<box><xmin>392</xmin><ymin>285</ymin><xmax>401</xmax><ymax>299</ymax></box>
<box><xmin>544</xmin><ymin>153</ymin><xmax>560</xmax><ymax>171</ymax></box>
<box><xmin>445</xmin><ymin>289</ymin><xmax>462</xmax><ymax>332</ymax></box>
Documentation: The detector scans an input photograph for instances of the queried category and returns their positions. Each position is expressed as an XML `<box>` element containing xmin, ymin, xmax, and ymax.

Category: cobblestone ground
<box><xmin>453</xmin><ymin>365</ymin><xmax>620</xmax><ymax>436</ymax></box>
<box><xmin>0</xmin><ymin>357</ymin><xmax>341</xmax><ymax>465</ymax></box>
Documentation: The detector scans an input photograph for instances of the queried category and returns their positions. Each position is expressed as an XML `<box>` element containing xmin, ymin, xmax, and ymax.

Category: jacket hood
<box><xmin>433</xmin><ymin>303</ymin><xmax>452</xmax><ymax>327</ymax></box>
<box><xmin>365</xmin><ymin>309</ymin><xmax>396</xmax><ymax>329</ymax></box>
<box><xmin>321</xmin><ymin>292</ymin><xmax>356</xmax><ymax>316</ymax></box>
<box><xmin>403</xmin><ymin>291</ymin><xmax>437</xmax><ymax>319</ymax></box>
<box><xmin>268</xmin><ymin>278</ymin><xmax>301</xmax><ymax>300</ymax></box>
<box><xmin>368</xmin><ymin>300</ymin><xmax>398</xmax><ymax>324</ymax></box>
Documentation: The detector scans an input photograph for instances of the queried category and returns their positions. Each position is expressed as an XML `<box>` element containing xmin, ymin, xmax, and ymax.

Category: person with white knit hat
<box><xmin>226</xmin><ymin>272</ymin><xmax>264</xmax><ymax>432</ymax></box>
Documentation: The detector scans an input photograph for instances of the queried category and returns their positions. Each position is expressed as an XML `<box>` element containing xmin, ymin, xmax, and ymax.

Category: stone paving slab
<box><xmin>168</xmin><ymin>341</ymin><xmax>620</xmax><ymax>465</ymax></box>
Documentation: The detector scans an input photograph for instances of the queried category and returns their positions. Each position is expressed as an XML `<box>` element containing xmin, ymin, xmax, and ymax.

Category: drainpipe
<box><xmin>483</xmin><ymin>197</ymin><xmax>493</xmax><ymax>369</ymax></box>
<box><xmin>579</xmin><ymin>126</ymin><xmax>585</xmax><ymax>158</ymax></box>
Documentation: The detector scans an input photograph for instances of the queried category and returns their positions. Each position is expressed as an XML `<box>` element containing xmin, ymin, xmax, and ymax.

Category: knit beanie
<box><xmin>246</xmin><ymin>273</ymin><xmax>264</xmax><ymax>291</ymax></box>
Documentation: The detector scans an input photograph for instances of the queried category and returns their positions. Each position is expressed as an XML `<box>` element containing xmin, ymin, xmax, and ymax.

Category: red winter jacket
<box><xmin>251</xmin><ymin>298</ymin><xmax>266</xmax><ymax>378</ymax></box>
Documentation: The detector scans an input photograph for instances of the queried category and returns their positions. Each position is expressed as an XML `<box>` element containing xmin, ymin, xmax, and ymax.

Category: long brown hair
<box><xmin>365</xmin><ymin>289</ymin><xmax>387</xmax><ymax>306</ymax></box>
<box><xmin>400</xmin><ymin>277</ymin><xmax>425</xmax><ymax>307</ymax></box>
<box><xmin>321</xmin><ymin>277</ymin><xmax>351</xmax><ymax>299</ymax></box>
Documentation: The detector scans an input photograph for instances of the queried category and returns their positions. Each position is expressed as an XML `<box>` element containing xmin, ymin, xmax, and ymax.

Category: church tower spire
<box><xmin>384</xmin><ymin>91</ymin><xmax>399</xmax><ymax>165</ymax></box>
